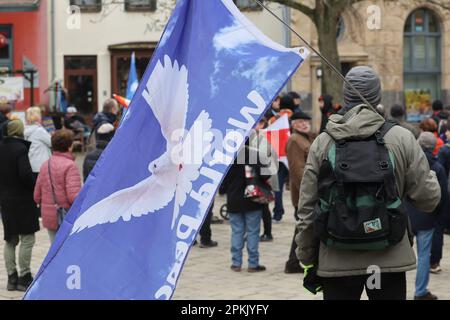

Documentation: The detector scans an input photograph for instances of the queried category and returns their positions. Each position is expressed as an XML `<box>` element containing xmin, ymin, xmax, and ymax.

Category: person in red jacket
<box><xmin>420</xmin><ymin>118</ymin><xmax>444</xmax><ymax>156</ymax></box>
<box><xmin>34</xmin><ymin>129</ymin><xmax>82</xmax><ymax>243</ymax></box>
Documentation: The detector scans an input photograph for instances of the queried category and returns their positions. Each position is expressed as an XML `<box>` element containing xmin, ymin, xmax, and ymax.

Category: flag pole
<box><xmin>253</xmin><ymin>0</ymin><xmax>377</xmax><ymax>113</ymax></box>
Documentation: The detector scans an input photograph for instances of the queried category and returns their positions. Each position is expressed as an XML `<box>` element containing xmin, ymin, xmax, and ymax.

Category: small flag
<box><xmin>113</xmin><ymin>94</ymin><xmax>130</xmax><ymax>109</ymax></box>
<box><xmin>121</xmin><ymin>52</ymin><xmax>139</xmax><ymax>121</ymax></box>
<box><xmin>265</xmin><ymin>114</ymin><xmax>290</xmax><ymax>169</ymax></box>
<box><xmin>126</xmin><ymin>52</ymin><xmax>139</xmax><ymax>101</ymax></box>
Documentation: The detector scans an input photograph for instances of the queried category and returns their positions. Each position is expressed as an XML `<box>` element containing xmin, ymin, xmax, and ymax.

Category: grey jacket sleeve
<box><xmin>404</xmin><ymin>132</ymin><xmax>441</xmax><ymax>213</ymax></box>
<box><xmin>294</xmin><ymin>136</ymin><xmax>323</xmax><ymax>266</ymax></box>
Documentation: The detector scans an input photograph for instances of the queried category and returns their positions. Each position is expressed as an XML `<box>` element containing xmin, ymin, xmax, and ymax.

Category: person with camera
<box><xmin>221</xmin><ymin>131</ymin><xmax>276</xmax><ymax>273</ymax></box>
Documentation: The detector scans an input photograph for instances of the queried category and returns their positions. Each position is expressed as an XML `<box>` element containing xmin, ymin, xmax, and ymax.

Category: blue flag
<box><xmin>24</xmin><ymin>0</ymin><xmax>308</xmax><ymax>300</ymax></box>
<box><xmin>126</xmin><ymin>52</ymin><xmax>139</xmax><ymax>101</ymax></box>
<box><xmin>121</xmin><ymin>52</ymin><xmax>139</xmax><ymax>122</ymax></box>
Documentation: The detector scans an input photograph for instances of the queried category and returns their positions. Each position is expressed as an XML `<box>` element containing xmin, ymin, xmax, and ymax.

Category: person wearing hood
<box><xmin>406</xmin><ymin>132</ymin><xmax>447</xmax><ymax>300</ymax></box>
<box><xmin>0</xmin><ymin>119</ymin><xmax>40</xmax><ymax>292</ymax></box>
<box><xmin>287</xmin><ymin>91</ymin><xmax>302</xmax><ymax>113</ymax></box>
<box><xmin>268</xmin><ymin>95</ymin><xmax>293</xmax><ymax>125</ymax></box>
<box><xmin>318</xmin><ymin>95</ymin><xmax>333</xmax><ymax>133</ymax></box>
<box><xmin>24</xmin><ymin>107</ymin><xmax>52</xmax><ymax>179</ymax></box>
<box><xmin>296</xmin><ymin>66</ymin><xmax>441</xmax><ymax>300</ymax></box>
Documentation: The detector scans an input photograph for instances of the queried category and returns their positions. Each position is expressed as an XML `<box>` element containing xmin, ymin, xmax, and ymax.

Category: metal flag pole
<box><xmin>252</xmin><ymin>0</ymin><xmax>377</xmax><ymax>112</ymax></box>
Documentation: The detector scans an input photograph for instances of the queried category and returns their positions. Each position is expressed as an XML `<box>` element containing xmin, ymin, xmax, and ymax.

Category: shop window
<box><xmin>125</xmin><ymin>0</ymin><xmax>157</xmax><ymax>12</ymax></box>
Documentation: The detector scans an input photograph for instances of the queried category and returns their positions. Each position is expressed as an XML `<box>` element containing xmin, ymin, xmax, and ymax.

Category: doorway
<box><xmin>109</xmin><ymin>44</ymin><xmax>155</xmax><ymax>98</ymax></box>
<box><xmin>64</xmin><ymin>56</ymin><xmax>98</xmax><ymax>117</ymax></box>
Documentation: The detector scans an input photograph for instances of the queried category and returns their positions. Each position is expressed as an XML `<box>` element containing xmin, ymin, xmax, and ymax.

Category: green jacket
<box><xmin>296</xmin><ymin>105</ymin><xmax>441</xmax><ymax>277</ymax></box>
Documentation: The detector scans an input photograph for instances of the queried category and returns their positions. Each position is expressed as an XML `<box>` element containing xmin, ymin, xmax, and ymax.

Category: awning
<box><xmin>0</xmin><ymin>0</ymin><xmax>40</xmax><ymax>12</ymax></box>
<box><xmin>108</xmin><ymin>42</ymin><xmax>158</xmax><ymax>51</ymax></box>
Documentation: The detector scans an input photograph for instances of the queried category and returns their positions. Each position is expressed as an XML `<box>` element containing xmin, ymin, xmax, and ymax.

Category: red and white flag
<box><xmin>264</xmin><ymin>114</ymin><xmax>290</xmax><ymax>169</ymax></box>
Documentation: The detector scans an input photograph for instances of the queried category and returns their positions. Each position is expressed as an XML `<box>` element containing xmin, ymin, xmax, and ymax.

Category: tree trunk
<box><xmin>314</xmin><ymin>6</ymin><xmax>343</xmax><ymax>103</ymax></box>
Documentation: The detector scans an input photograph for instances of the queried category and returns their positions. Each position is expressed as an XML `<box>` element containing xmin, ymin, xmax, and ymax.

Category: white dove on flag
<box><xmin>71</xmin><ymin>55</ymin><xmax>213</xmax><ymax>234</ymax></box>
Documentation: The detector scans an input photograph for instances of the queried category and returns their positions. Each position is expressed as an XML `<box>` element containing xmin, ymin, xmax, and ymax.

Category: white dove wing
<box><xmin>71</xmin><ymin>173</ymin><xmax>176</xmax><ymax>234</ymax></box>
<box><xmin>143</xmin><ymin>55</ymin><xmax>189</xmax><ymax>142</ymax></box>
<box><xmin>171</xmin><ymin>111</ymin><xmax>214</xmax><ymax>228</ymax></box>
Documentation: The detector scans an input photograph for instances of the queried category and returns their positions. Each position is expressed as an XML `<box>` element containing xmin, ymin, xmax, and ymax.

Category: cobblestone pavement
<box><xmin>0</xmin><ymin>154</ymin><xmax>449</xmax><ymax>300</ymax></box>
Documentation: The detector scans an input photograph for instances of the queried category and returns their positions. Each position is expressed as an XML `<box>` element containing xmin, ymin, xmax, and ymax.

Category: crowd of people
<box><xmin>0</xmin><ymin>99</ymin><xmax>118</xmax><ymax>292</ymax></box>
<box><xmin>217</xmin><ymin>67</ymin><xmax>450</xmax><ymax>301</ymax></box>
<box><xmin>1</xmin><ymin>69</ymin><xmax>450</xmax><ymax>300</ymax></box>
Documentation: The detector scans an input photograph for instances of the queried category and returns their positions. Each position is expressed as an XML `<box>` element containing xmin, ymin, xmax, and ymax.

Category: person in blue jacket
<box><xmin>407</xmin><ymin>132</ymin><xmax>449</xmax><ymax>300</ymax></box>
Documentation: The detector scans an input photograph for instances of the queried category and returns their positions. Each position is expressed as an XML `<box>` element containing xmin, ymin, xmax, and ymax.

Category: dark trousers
<box><xmin>273</xmin><ymin>162</ymin><xmax>288</xmax><ymax>220</ymax></box>
<box><xmin>322</xmin><ymin>272</ymin><xmax>406</xmax><ymax>300</ymax></box>
<box><xmin>285</xmin><ymin>226</ymin><xmax>301</xmax><ymax>271</ymax></box>
<box><xmin>200</xmin><ymin>203</ymin><xmax>214</xmax><ymax>243</ymax></box>
<box><xmin>431</xmin><ymin>221</ymin><xmax>445</xmax><ymax>265</ymax></box>
<box><xmin>261</xmin><ymin>204</ymin><xmax>272</xmax><ymax>237</ymax></box>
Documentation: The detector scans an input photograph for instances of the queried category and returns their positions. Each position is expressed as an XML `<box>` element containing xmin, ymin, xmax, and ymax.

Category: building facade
<box><xmin>51</xmin><ymin>0</ymin><xmax>289</xmax><ymax>118</ymax></box>
<box><xmin>289</xmin><ymin>0</ymin><xmax>450</xmax><ymax>129</ymax></box>
<box><xmin>0</xmin><ymin>0</ymin><xmax>48</xmax><ymax>110</ymax></box>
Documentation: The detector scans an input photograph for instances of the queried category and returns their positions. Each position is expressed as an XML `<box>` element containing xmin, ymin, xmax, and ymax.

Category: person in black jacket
<box><xmin>0</xmin><ymin>102</ymin><xmax>12</xmax><ymax>141</ymax></box>
<box><xmin>83</xmin><ymin>123</ymin><xmax>115</xmax><ymax>181</ymax></box>
<box><xmin>92</xmin><ymin>98</ymin><xmax>119</xmax><ymax>130</ymax></box>
<box><xmin>0</xmin><ymin>119</ymin><xmax>40</xmax><ymax>292</ymax></box>
<box><xmin>221</xmin><ymin>139</ymin><xmax>272</xmax><ymax>273</ymax></box>
<box><xmin>438</xmin><ymin>122</ymin><xmax>450</xmax><ymax>174</ymax></box>
<box><xmin>406</xmin><ymin>132</ymin><xmax>448</xmax><ymax>300</ymax></box>
<box><xmin>318</xmin><ymin>94</ymin><xmax>333</xmax><ymax>133</ymax></box>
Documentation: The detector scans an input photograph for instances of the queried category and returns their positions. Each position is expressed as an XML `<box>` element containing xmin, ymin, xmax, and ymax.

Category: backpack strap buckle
<box><xmin>374</xmin><ymin>130</ymin><xmax>385</xmax><ymax>145</ymax></box>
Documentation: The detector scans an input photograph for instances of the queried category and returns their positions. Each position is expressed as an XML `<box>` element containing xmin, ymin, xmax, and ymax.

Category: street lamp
<box><xmin>316</xmin><ymin>67</ymin><xmax>323</xmax><ymax>79</ymax></box>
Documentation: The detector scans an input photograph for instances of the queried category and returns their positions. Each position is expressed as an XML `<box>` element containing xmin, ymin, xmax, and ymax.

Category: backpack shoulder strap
<box><xmin>374</xmin><ymin>120</ymin><xmax>397</xmax><ymax>145</ymax></box>
<box><xmin>377</xmin><ymin>120</ymin><xmax>397</xmax><ymax>139</ymax></box>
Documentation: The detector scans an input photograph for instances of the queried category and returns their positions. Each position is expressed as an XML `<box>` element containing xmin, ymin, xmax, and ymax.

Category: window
<box><xmin>0</xmin><ymin>0</ymin><xmax>40</xmax><ymax>11</ymax></box>
<box><xmin>70</xmin><ymin>0</ymin><xmax>102</xmax><ymax>13</ymax></box>
<box><xmin>403</xmin><ymin>8</ymin><xmax>441</xmax><ymax>119</ymax></box>
<box><xmin>233</xmin><ymin>0</ymin><xmax>262</xmax><ymax>11</ymax></box>
<box><xmin>125</xmin><ymin>0</ymin><xmax>156</xmax><ymax>12</ymax></box>
<box><xmin>0</xmin><ymin>25</ymin><xmax>12</xmax><ymax>70</ymax></box>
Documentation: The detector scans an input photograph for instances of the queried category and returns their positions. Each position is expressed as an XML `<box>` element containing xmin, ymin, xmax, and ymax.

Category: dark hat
<box><xmin>291</xmin><ymin>111</ymin><xmax>311</xmax><ymax>121</ymax></box>
<box><xmin>280</xmin><ymin>94</ymin><xmax>295</xmax><ymax>110</ymax></box>
<box><xmin>288</xmin><ymin>91</ymin><xmax>301</xmax><ymax>100</ymax></box>
<box><xmin>432</xmin><ymin>100</ymin><xmax>444</xmax><ymax>111</ymax></box>
<box><xmin>343</xmin><ymin>66</ymin><xmax>381</xmax><ymax>109</ymax></box>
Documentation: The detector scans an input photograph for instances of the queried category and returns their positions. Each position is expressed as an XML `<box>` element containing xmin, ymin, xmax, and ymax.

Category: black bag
<box><xmin>313</xmin><ymin>121</ymin><xmax>407</xmax><ymax>251</ymax></box>
<box><xmin>48</xmin><ymin>159</ymin><xmax>68</xmax><ymax>227</ymax></box>
<box><xmin>243</xmin><ymin>165</ymin><xmax>274</xmax><ymax>204</ymax></box>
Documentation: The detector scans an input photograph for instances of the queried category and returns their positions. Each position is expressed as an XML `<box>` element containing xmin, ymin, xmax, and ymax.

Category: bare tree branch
<box><xmin>263</xmin><ymin>0</ymin><xmax>315</xmax><ymax>18</ymax></box>
<box><xmin>427</xmin><ymin>0</ymin><xmax>450</xmax><ymax>10</ymax></box>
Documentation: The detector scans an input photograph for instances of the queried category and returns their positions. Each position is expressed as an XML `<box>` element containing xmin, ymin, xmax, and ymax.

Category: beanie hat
<box><xmin>343</xmin><ymin>66</ymin><xmax>381</xmax><ymax>109</ymax></box>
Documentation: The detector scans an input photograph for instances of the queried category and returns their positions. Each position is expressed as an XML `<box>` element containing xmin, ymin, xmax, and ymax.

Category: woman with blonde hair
<box><xmin>24</xmin><ymin>106</ymin><xmax>51</xmax><ymax>179</ymax></box>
